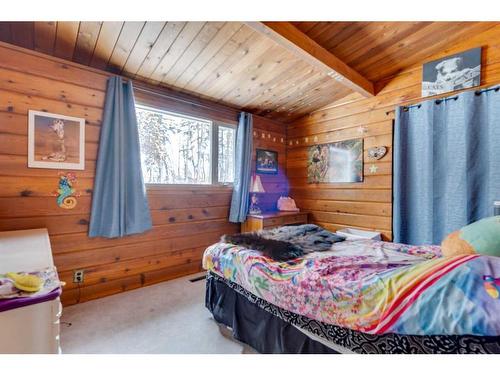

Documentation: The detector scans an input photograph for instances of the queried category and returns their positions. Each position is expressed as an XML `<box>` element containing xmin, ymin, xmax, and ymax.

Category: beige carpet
<box><xmin>60</xmin><ymin>272</ymin><xmax>256</xmax><ymax>354</ymax></box>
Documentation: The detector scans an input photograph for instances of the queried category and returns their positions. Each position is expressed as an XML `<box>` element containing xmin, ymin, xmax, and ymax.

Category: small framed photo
<box><xmin>422</xmin><ymin>47</ymin><xmax>482</xmax><ymax>98</ymax></box>
<box><xmin>28</xmin><ymin>110</ymin><xmax>85</xmax><ymax>170</ymax></box>
<box><xmin>256</xmin><ymin>149</ymin><xmax>278</xmax><ymax>175</ymax></box>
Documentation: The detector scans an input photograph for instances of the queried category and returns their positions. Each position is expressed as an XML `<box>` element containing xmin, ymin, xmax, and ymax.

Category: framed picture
<box><xmin>422</xmin><ymin>47</ymin><xmax>481</xmax><ymax>98</ymax></box>
<box><xmin>307</xmin><ymin>139</ymin><xmax>363</xmax><ymax>183</ymax></box>
<box><xmin>256</xmin><ymin>149</ymin><xmax>278</xmax><ymax>174</ymax></box>
<box><xmin>28</xmin><ymin>110</ymin><xmax>85</xmax><ymax>170</ymax></box>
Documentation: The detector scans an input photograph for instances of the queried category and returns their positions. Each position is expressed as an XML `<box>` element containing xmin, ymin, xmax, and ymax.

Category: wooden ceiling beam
<box><xmin>246</xmin><ymin>22</ymin><xmax>375</xmax><ymax>97</ymax></box>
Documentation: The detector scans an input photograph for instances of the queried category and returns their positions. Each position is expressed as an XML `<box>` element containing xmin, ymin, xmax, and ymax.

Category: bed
<box><xmin>203</xmin><ymin>231</ymin><xmax>500</xmax><ymax>354</ymax></box>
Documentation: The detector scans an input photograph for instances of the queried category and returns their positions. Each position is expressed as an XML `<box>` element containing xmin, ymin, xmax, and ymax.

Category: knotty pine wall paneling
<box><xmin>286</xmin><ymin>25</ymin><xmax>500</xmax><ymax>240</ymax></box>
<box><xmin>0</xmin><ymin>42</ymin><xmax>287</xmax><ymax>305</ymax></box>
<box><xmin>251</xmin><ymin>115</ymin><xmax>289</xmax><ymax>211</ymax></box>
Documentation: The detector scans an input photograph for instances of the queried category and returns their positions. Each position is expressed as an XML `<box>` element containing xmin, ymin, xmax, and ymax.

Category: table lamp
<box><xmin>249</xmin><ymin>175</ymin><xmax>265</xmax><ymax>215</ymax></box>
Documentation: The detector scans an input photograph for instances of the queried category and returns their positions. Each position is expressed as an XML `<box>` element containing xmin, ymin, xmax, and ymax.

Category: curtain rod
<box><xmin>401</xmin><ymin>85</ymin><xmax>500</xmax><ymax>112</ymax></box>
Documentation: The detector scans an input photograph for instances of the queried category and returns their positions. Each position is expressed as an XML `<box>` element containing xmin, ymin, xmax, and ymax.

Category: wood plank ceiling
<box><xmin>291</xmin><ymin>22</ymin><xmax>499</xmax><ymax>83</ymax></box>
<box><xmin>0</xmin><ymin>21</ymin><xmax>496</xmax><ymax>122</ymax></box>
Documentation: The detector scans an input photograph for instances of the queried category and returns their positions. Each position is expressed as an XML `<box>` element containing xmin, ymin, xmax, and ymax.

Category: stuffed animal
<box><xmin>441</xmin><ymin>216</ymin><xmax>500</xmax><ymax>257</ymax></box>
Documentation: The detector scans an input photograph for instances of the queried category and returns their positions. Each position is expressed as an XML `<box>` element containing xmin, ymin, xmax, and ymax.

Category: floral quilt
<box><xmin>203</xmin><ymin>239</ymin><xmax>500</xmax><ymax>336</ymax></box>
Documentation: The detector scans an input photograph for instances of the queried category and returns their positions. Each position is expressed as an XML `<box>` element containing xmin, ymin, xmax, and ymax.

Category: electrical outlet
<box><xmin>73</xmin><ymin>270</ymin><xmax>85</xmax><ymax>283</ymax></box>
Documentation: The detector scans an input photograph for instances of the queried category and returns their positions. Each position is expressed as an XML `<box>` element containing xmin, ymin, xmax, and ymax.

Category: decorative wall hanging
<box><xmin>256</xmin><ymin>149</ymin><xmax>278</xmax><ymax>175</ymax></box>
<box><xmin>367</xmin><ymin>146</ymin><xmax>387</xmax><ymax>160</ymax></box>
<box><xmin>28</xmin><ymin>110</ymin><xmax>85</xmax><ymax>170</ymax></box>
<box><xmin>53</xmin><ymin>172</ymin><xmax>80</xmax><ymax>209</ymax></box>
<box><xmin>422</xmin><ymin>47</ymin><xmax>481</xmax><ymax>98</ymax></box>
<box><xmin>308</xmin><ymin>139</ymin><xmax>363</xmax><ymax>184</ymax></box>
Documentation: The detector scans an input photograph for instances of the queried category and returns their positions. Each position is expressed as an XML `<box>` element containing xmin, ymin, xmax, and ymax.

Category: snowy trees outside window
<box><xmin>218</xmin><ymin>125</ymin><xmax>235</xmax><ymax>184</ymax></box>
<box><xmin>136</xmin><ymin>106</ymin><xmax>235</xmax><ymax>185</ymax></box>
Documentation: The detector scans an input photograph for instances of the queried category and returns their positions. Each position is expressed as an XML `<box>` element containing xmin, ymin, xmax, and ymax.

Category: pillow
<box><xmin>441</xmin><ymin>216</ymin><xmax>500</xmax><ymax>257</ymax></box>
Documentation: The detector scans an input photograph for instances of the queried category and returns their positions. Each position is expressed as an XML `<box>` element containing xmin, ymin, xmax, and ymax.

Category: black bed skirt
<box><xmin>205</xmin><ymin>272</ymin><xmax>500</xmax><ymax>354</ymax></box>
<box><xmin>205</xmin><ymin>271</ymin><xmax>338</xmax><ymax>353</ymax></box>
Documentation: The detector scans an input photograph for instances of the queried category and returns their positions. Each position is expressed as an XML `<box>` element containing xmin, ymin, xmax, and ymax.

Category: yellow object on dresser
<box><xmin>6</xmin><ymin>272</ymin><xmax>44</xmax><ymax>293</ymax></box>
<box><xmin>241</xmin><ymin>211</ymin><xmax>309</xmax><ymax>232</ymax></box>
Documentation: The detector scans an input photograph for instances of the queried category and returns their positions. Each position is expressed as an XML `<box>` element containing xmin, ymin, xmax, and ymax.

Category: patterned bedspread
<box><xmin>202</xmin><ymin>239</ymin><xmax>500</xmax><ymax>336</ymax></box>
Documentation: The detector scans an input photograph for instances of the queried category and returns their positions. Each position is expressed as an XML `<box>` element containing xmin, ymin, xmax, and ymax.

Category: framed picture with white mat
<box><xmin>28</xmin><ymin>110</ymin><xmax>85</xmax><ymax>170</ymax></box>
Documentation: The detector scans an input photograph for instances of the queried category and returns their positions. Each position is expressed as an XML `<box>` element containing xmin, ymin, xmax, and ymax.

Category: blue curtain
<box><xmin>89</xmin><ymin>77</ymin><xmax>152</xmax><ymax>238</ymax></box>
<box><xmin>229</xmin><ymin>112</ymin><xmax>253</xmax><ymax>223</ymax></box>
<box><xmin>393</xmin><ymin>87</ymin><xmax>500</xmax><ymax>245</ymax></box>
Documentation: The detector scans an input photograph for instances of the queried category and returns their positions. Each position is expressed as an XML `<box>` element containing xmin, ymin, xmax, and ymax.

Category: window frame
<box><xmin>135</xmin><ymin>104</ymin><xmax>236</xmax><ymax>188</ymax></box>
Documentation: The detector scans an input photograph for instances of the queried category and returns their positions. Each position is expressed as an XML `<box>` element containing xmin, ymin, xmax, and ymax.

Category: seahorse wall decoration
<box><xmin>53</xmin><ymin>172</ymin><xmax>80</xmax><ymax>209</ymax></box>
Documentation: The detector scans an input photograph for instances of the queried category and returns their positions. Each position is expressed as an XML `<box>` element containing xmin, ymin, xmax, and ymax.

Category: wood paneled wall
<box><xmin>252</xmin><ymin>115</ymin><xmax>288</xmax><ymax>211</ymax></box>
<box><xmin>0</xmin><ymin>42</ymin><xmax>287</xmax><ymax>305</ymax></box>
<box><xmin>287</xmin><ymin>25</ymin><xmax>500</xmax><ymax>241</ymax></box>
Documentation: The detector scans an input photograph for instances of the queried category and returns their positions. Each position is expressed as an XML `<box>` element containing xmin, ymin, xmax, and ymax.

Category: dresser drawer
<box><xmin>241</xmin><ymin>212</ymin><xmax>309</xmax><ymax>233</ymax></box>
<box><xmin>282</xmin><ymin>213</ymin><xmax>307</xmax><ymax>225</ymax></box>
<box><xmin>263</xmin><ymin>217</ymin><xmax>284</xmax><ymax>228</ymax></box>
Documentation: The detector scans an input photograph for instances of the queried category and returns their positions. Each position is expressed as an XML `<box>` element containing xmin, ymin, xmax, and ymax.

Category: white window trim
<box><xmin>136</xmin><ymin>104</ymin><xmax>236</xmax><ymax>187</ymax></box>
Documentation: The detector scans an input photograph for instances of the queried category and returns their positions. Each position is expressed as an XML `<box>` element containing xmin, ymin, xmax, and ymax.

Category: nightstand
<box><xmin>241</xmin><ymin>211</ymin><xmax>309</xmax><ymax>232</ymax></box>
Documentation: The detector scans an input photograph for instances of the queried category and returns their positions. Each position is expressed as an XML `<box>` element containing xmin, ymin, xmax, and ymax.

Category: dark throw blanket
<box><xmin>222</xmin><ymin>224</ymin><xmax>345</xmax><ymax>261</ymax></box>
<box><xmin>222</xmin><ymin>233</ymin><xmax>304</xmax><ymax>261</ymax></box>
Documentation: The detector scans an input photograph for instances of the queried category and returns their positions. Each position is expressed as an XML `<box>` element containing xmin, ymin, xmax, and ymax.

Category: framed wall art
<box><xmin>256</xmin><ymin>149</ymin><xmax>278</xmax><ymax>174</ymax></box>
<box><xmin>28</xmin><ymin>110</ymin><xmax>85</xmax><ymax>170</ymax></box>
<box><xmin>307</xmin><ymin>139</ymin><xmax>363</xmax><ymax>183</ymax></box>
<box><xmin>422</xmin><ymin>47</ymin><xmax>481</xmax><ymax>98</ymax></box>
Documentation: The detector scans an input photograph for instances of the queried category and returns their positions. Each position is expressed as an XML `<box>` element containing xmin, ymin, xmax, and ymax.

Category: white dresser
<box><xmin>0</xmin><ymin>228</ymin><xmax>62</xmax><ymax>354</ymax></box>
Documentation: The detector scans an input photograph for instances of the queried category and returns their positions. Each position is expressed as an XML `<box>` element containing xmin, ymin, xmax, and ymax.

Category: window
<box><xmin>217</xmin><ymin>125</ymin><xmax>236</xmax><ymax>184</ymax></box>
<box><xmin>136</xmin><ymin>105</ymin><xmax>236</xmax><ymax>185</ymax></box>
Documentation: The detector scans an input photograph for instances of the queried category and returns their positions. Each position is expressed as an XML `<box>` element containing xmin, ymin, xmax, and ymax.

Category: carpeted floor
<box><xmin>60</xmin><ymin>272</ymin><xmax>257</xmax><ymax>354</ymax></box>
